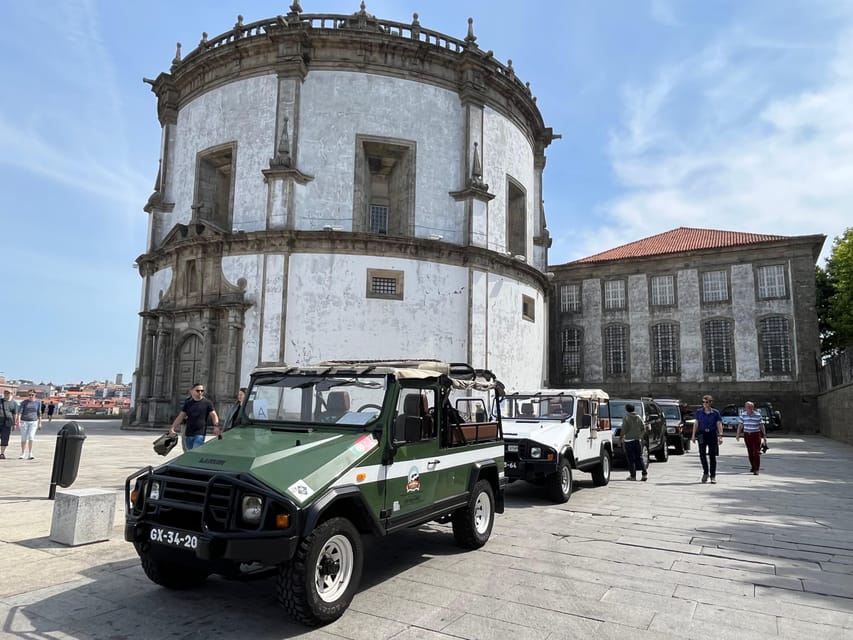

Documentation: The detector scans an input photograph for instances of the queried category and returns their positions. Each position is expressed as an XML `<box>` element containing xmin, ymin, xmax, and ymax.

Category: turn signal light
<box><xmin>356</xmin><ymin>472</ymin><xmax>366</xmax><ymax>481</ymax></box>
<box><xmin>276</xmin><ymin>514</ymin><xmax>290</xmax><ymax>529</ymax></box>
<box><xmin>130</xmin><ymin>489</ymin><xmax>139</xmax><ymax>504</ymax></box>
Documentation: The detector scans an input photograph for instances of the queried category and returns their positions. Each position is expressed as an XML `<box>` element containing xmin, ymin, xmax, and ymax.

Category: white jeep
<box><xmin>501</xmin><ymin>389</ymin><xmax>612</xmax><ymax>502</ymax></box>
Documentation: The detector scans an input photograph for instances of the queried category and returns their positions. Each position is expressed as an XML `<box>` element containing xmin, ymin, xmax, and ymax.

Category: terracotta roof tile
<box><xmin>570</xmin><ymin>227</ymin><xmax>789</xmax><ymax>264</ymax></box>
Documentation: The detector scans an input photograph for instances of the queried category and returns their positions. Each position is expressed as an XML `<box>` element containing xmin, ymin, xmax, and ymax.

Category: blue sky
<box><xmin>1</xmin><ymin>0</ymin><xmax>851</xmax><ymax>384</ymax></box>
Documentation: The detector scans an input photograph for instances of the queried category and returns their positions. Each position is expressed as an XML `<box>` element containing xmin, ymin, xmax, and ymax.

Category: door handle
<box><xmin>427</xmin><ymin>459</ymin><xmax>441</xmax><ymax>470</ymax></box>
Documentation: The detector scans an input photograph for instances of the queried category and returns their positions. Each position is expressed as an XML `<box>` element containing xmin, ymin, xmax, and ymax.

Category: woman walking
<box><xmin>18</xmin><ymin>390</ymin><xmax>42</xmax><ymax>460</ymax></box>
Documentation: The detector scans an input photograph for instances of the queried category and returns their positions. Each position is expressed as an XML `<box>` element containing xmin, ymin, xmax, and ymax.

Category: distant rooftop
<box><xmin>569</xmin><ymin>227</ymin><xmax>789</xmax><ymax>264</ymax></box>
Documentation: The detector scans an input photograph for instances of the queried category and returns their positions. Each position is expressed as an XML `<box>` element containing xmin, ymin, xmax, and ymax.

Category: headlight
<box><xmin>241</xmin><ymin>495</ymin><xmax>264</xmax><ymax>524</ymax></box>
<box><xmin>530</xmin><ymin>447</ymin><xmax>542</xmax><ymax>458</ymax></box>
<box><xmin>149</xmin><ymin>480</ymin><xmax>161</xmax><ymax>501</ymax></box>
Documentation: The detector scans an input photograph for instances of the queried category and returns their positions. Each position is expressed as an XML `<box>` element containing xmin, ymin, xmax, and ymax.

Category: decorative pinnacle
<box><xmin>359</xmin><ymin>1</ymin><xmax>367</xmax><ymax>15</ymax></box>
<box><xmin>289</xmin><ymin>1</ymin><xmax>303</xmax><ymax>14</ymax></box>
<box><xmin>412</xmin><ymin>12</ymin><xmax>420</xmax><ymax>27</ymax></box>
<box><xmin>465</xmin><ymin>17</ymin><xmax>477</xmax><ymax>46</ymax></box>
<box><xmin>199</xmin><ymin>32</ymin><xmax>208</xmax><ymax>47</ymax></box>
<box><xmin>171</xmin><ymin>42</ymin><xmax>182</xmax><ymax>68</ymax></box>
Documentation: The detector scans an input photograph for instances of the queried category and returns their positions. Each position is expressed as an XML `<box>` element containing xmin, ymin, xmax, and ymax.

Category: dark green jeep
<box><xmin>125</xmin><ymin>360</ymin><xmax>505</xmax><ymax>625</ymax></box>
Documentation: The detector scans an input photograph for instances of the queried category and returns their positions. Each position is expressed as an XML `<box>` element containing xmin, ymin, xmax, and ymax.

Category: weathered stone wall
<box><xmin>817</xmin><ymin>383</ymin><xmax>853</xmax><ymax>445</ymax></box>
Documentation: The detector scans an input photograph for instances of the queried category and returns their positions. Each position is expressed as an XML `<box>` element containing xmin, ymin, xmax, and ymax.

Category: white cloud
<box><xmin>602</xmin><ymin>24</ymin><xmax>853</xmax><ymax>265</ymax></box>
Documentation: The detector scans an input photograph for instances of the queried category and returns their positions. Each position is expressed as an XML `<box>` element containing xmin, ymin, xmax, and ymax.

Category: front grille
<box><xmin>146</xmin><ymin>468</ymin><xmax>236</xmax><ymax>532</ymax></box>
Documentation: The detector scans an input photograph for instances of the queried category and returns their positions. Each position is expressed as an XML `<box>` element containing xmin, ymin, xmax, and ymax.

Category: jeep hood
<box><xmin>502</xmin><ymin>419</ymin><xmax>573</xmax><ymax>446</ymax></box>
<box><xmin>169</xmin><ymin>428</ymin><xmax>379</xmax><ymax>504</ymax></box>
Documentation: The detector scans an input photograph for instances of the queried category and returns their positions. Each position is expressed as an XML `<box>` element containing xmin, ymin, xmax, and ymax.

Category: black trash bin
<box><xmin>49</xmin><ymin>422</ymin><xmax>87</xmax><ymax>499</ymax></box>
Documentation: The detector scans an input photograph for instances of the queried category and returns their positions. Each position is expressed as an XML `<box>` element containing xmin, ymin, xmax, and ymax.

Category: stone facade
<box><xmin>548</xmin><ymin>234</ymin><xmax>826</xmax><ymax>430</ymax></box>
<box><xmin>129</xmin><ymin>6</ymin><xmax>557</xmax><ymax>427</ymax></box>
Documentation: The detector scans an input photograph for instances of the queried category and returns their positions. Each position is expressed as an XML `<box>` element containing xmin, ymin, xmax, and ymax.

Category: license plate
<box><xmin>149</xmin><ymin>526</ymin><xmax>199</xmax><ymax>550</ymax></box>
<box><xmin>507</xmin><ymin>444</ymin><xmax>519</xmax><ymax>453</ymax></box>
<box><xmin>505</xmin><ymin>461</ymin><xmax>518</xmax><ymax>469</ymax></box>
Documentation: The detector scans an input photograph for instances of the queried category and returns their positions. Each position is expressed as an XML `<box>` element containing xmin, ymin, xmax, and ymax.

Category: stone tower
<box><xmin>129</xmin><ymin>3</ymin><xmax>558</xmax><ymax>427</ymax></box>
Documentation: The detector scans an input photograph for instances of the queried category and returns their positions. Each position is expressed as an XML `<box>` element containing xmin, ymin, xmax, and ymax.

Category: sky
<box><xmin>1</xmin><ymin>0</ymin><xmax>851</xmax><ymax>385</ymax></box>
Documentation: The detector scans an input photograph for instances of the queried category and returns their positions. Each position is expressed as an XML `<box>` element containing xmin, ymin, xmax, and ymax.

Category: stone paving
<box><xmin>1</xmin><ymin>421</ymin><xmax>852</xmax><ymax>639</ymax></box>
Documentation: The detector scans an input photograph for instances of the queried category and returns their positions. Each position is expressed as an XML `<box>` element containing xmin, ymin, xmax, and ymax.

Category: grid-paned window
<box><xmin>603</xmin><ymin>280</ymin><xmax>626</xmax><ymax>310</ymax></box>
<box><xmin>703</xmin><ymin>319</ymin><xmax>733</xmax><ymax>373</ymax></box>
<box><xmin>758</xmin><ymin>265</ymin><xmax>786</xmax><ymax>299</ymax></box>
<box><xmin>366</xmin><ymin>268</ymin><xmax>403</xmax><ymax>300</ymax></box>
<box><xmin>650</xmin><ymin>275</ymin><xmax>675</xmax><ymax>306</ymax></box>
<box><xmin>561</xmin><ymin>328</ymin><xmax>582</xmax><ymax>377</ymax></box>
<box><xmin>651</xmin><ymin>322</ymin><xmax>679</xmax><ymax>375</ymax></box>
<box><xmin>760</xmin><ymin>316</ymin><xmax>792</xmax><ymax>373</ymax></box>
<box><xmin>702</xmin><ymin>270</ymin><xmax>728</xmax><ymax>303</ymax></box>
<box><xmin>560</xmin><ymin>284</ymin><xmax>581</xmax><ymax>313</ymax></box>
<box><xmin>604</xmin><ymin>324</ymin><xmax>628</xmax><ymax>376</ymax></box>
<box><xmin>369</xmin><ymin>205</ymin><xmax>388</xmax><ymax>234</ymax></box>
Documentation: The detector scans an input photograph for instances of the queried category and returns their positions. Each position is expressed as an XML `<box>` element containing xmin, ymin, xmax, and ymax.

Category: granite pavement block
<box><xmin>778</xmin><ymin>615</ymin><xmax>853</xmax><ymax>638</ymax></box>
<box><xmin>349</xmin><ymin>590</ymin><xmax>465</xmax><ymax>631</ymax></box>
<box><xmin>440</xmin><ymin>611</ymin><xmax>551</xmax><ymax>640</ymax></box>
<box><xmin>601</xmin><ymin>586</ymin><xmax>697</xmax><ymax>618</ymax></box>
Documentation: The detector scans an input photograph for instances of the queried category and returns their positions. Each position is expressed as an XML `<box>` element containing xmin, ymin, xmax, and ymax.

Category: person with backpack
<box><xmin>18</xmin><ymin>390</ymin><xmax>42</xmax><ymax>460</ymax></box>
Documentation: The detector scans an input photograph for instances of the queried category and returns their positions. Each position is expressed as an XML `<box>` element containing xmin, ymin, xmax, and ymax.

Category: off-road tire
<box><xmin>452</xmin><ymin>479</ymin><xmax>495</xmax><ymax>548</ymax></box>
<box><xmin>655</xmin><ymin>438</ymin><xmax>669</xmax><ymax>462</ymax></box>
<box><xmin>135</xmin><ymin>542</ymin><xmax>209</xmax><ymax>589</ymax></box>
<box><xmin>591</xmin><ymin>449</ymin><xmax>611</xmax><ymax>486</ymax></box>
<box><xmin>277</xmin><ymin>517</ymin><xmax>364</xmax><ymax>626</ymax></box>
<box><xmin>547</xmin><ymin>457</ymin><xmax>573</xmax><ymax>502</ymax></box>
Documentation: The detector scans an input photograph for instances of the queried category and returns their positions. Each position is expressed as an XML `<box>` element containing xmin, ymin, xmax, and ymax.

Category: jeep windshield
<box><xmin>503</xmin><ymin>394</ymin><xmax>575</xmax><ymax>420</ymax></box>
<box><xmin>243</xmin><ymin>373</ymin><xmax>388</xmax><ymax>428</ymax></box>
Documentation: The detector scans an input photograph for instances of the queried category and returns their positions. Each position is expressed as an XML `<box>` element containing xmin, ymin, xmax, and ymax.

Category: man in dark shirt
<box><xmin>169</xmin><ymin>383</ymin><xmax>220</xmax><ymax>450</ymax></box>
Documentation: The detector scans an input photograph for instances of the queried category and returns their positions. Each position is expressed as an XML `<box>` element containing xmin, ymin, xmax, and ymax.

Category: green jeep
<box><xmin>125</xmin><ymin>360</ymin><xmax>505</xmax><ymax>625</ymax></box>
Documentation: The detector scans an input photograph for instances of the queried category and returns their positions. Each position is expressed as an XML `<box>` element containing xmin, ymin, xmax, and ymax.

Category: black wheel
<box><xmin>135</xmin><ymin>542</ymin><xmax>209</xmax><ymax>589</ymax></box>
<box><xmin>655</xmin><ymin>437</ymin><xmax>669</xmax><ymax>462</ymax></box>
<box><xmin>277</xmin><ymin>517</ymin><xmax>363</xmax><ymax>626</ymax></box>
<box><xmin>452</xmin><ymin>480</ymin><xmax>495</xmax><ymax>548</ymax></box>
<box><xmin>547</xmin><ymin>458</ymin><xmax>573</xmax><ymax>502</ymax></box>
<box><xmin>641</xmin><ymin>441</ymin><xmax>650</xmax><ymax>469</ymax></box>
<box><xmin>684</xmin><ymin>437</ymin><xmax>691</xmax><ymax>452</ymax></box>
<box><xmin>591</xmin><ymin>449</ymin><xmax>611</xmax><ymax>486</ymax></box>
<box><xmin>673</xmin><ymin>437</ymin><xmax>685</xmax><ymax>455</ymax></box>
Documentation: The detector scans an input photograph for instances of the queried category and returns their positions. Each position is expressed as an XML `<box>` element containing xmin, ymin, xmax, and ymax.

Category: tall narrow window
<box><xmin>760</xmin><ymin>316</ymin><xmax>792</xmax><ymax>373</ymax></box>
<box><xmin>561</xmin><ymin>327</ymin><xmax>582</xmax><ymax>377</ymax></box>
<box><xmin>650</xmin><ymin>275</ymin><xmax>675</xmax><ymax>307</ymax></box>
<box><xmin>354</xmin><ymin>137</ymin><xmax>415</xmax><ymax>236</ymax></box>
<box><xmin>603</xmin><ymin>280</ymin><xmax>626</xmax><ymax>310</ymax></box>
<box><xmin>651</xmin><ymin>322</ymin><xmax>679</xmax><ymax>375</ymax></box>
<box><xmin>604</xmin><ymin>324</ymin><xmax>628</xmax><ymax>376</ymax></box>
<box><xmin>522</xmin><ymin>294</ymin><xmax>535</xmax><ymax>322</ymax></box>
<box><xmin>194</xmin><ymin>144</ymin><xmax>235</xmax><ymax>230</ymax></box>
<box><xmin>506</xmin><ymin>178</ymin><xmax>526</xmax><ymax>259</ymax></box>
<box><xmin>560</xmin><ymin>284</ymin><xmax>581</xmax><ymax>313</ymax></box>
<box><xmin>703</xmin><ymin>319</ymin><xmax>733</xmax><ymax>374</ymax></box>
<box><xmin>702</xmin><ymin>270</ymin><xmax>729</xmax><ymax>303</ymax></box>
<box><xmin>757</xmin><ymin>265</ymin><xmax>787</xmax><ymax>299</ymax></box>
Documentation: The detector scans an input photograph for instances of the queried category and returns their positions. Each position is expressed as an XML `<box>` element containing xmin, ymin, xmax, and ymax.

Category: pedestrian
<box><xmin>169</xmin><ymin>383</ymin><xmax>220</xmax><ymax>450</ymax></box>
<box><xmin>18</xmin><ymin>390</ymin><xmax>42</xmax><ymax>459</ymax></box>
<box><xmin>736</xmin><ymin>401</ymin><xmax>767</xmax><ymax>475</ymax></box>
<box><xmin>47</xmin><ymin>402</ymin><xmax>56</xmax><ymax>422</ymax></box>
<box><xmin>691</xmin><ymin>395</ymin><xmax>723</xmax><ymax>483</ymax></box>
<box><xmin>1</xmin><ymin>389</ymin><xmax>20</xmax><ymax>459</ymax></box>
<box><xmin>40</xmin><ymin>400</ymin><xmax>47</xmax><ymax>418</ymax></box>
<box><xmin>224</xmin><ymin>387</ymin><xmax>247</xmax><ymax>430</ymax></box>
<box><xmin>621</xmin><ymin>403</ymin><xmax>648</xmax><ymax>481</ymax></box>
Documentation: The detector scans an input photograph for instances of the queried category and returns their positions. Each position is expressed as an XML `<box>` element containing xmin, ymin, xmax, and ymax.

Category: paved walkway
<box><xmin>1</xmin><ymin>421</ymin><xmax>852</xmax><ymax>639</ymax></box>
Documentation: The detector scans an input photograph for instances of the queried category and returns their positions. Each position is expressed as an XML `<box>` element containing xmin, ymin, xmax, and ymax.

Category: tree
<box><xmin>815</xmin><ymin>265</ymin><xmax>835</xmax><ymax>355</ymax></box>
<box><xmin>822</xmin><ymin>227</ymin><xmax>853</xmax><ymax>354</ymax></box>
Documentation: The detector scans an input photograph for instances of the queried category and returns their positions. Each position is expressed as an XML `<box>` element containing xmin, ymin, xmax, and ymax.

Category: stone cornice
<box><xmin>136</xmin><ymin>229</ymin><xmax>550</xmax><ymax>291</ymax></box>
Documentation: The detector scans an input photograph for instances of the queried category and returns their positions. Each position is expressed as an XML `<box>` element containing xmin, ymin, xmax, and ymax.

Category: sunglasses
<box><xmin>193</xmin><ymin>388</ymin><xmax>205</xmax><ymax>393</ymax></box>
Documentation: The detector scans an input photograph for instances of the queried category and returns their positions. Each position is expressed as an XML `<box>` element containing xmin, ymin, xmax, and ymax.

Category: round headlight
<box><xmin>149</xmin><ymin>481</ymin><xmax>161</xmax><ymax>501</ymax></box>
<box><xmin>530</xmin><ymin>447</ymin><xmax>542</xmax><ymax>458</ymax></box>
<box><xmin>241</xmin><ymin>495</ymin><xmax>263</xmax><ymax>524</ymax></box>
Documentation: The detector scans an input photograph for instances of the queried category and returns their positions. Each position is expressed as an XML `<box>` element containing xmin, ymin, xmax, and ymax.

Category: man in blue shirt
<box><xmin>736</xmin><ymin>401</ymin><xmax>767</xmax><ymax>475</ymax></box>
<box><xmin>691</xmin><ymin>395</ymin><xmax>723</xmax><ymax>483</ymax></box>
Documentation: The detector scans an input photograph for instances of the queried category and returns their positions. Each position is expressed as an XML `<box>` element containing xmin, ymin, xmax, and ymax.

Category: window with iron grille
<box><xmin>703</xmin><ymin>318</ymin><xmax>733</xmax><ymax>373</ymax></box>
<box><xmin>651</xmin><ymin>322</ymin><xmax>679</xmax><ymax>375</ymax></box>
<box><xmin>757</xmin><ymin>265</ymin><xmax>787</xmax><ymax>299</ymax></box>
<box><xmin>604</xmin><ymin>324</ymin><xmax>628</xmax><ymax>376</ymax></box>
<box><xmin>650</xmin><ymin>275</ymin><xmax>675</xmax><ymax>307</ymax></box>
<box><xmin>603</xmin><ymin>280</ymin><xmax>626</xmax><ymax>310</ymax></box>
<box><xmin>366</xmin><ymin>268</ymin><xmax>403</xmax><ymax>300</ymax></box>
<box><xmin>561</xmin><ymin>327</ymin><xmax>582</xmax><ymax>377</ymax></box>
<box><xmin>760</xmin><ymin>316</ymin><xmax>792</xmax><ymax>373</ymax></box>
<box><xmin>702</xmin><ymin>270</ymin><xmax>728</xmax><ymax>303</ymax></box>
<box><xmin>369</xmin><ymin>205</ymin><xmax>388</xmax><ymax>235</ymax></box>
<box><xmin>560</xmin><ymin>284</ymin><xmax>581</xmax><ymax>313</ymax></box>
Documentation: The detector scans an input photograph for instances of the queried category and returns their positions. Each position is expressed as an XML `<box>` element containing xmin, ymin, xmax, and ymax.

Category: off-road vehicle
<box><xmin>501</xmin><ymin>389</ymin><xmax>612</xmax><ymax>503</ymax></box>
<box><xmin>654</xmin><ymin>398</ymin><xmax>691</xmax><ymax>454</ymax></box>
<box><xmin>605</xmin><ymin>398</ymin><xmax>668</xmax><ymax>467</ymax></box>
<box><xmin>125</xmin><ymin>360</ymin><xmax>505</xmax><ymax>626</ymax></box>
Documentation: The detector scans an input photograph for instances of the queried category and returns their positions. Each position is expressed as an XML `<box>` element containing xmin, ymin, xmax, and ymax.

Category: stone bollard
<box><xmin>49</xmin><ymin>488</ymin><xmax>117</xmax><ymax>546</ymax></box>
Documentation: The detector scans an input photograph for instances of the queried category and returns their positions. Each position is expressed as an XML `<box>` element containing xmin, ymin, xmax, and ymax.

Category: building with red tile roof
<box><xmin>549</xmin><ymin>227</ymin><xmax>825</xmax><ymax>430</ymax></box>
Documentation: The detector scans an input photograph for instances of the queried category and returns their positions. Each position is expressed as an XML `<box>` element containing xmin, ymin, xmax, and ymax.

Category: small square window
<box><xmin>702</xmin><ymin>270</ymin><xmax>729</xmax><ymax>303</ymax></box>
<box><xmin>366</xmin><ymin>269</ymin><xmax>403</xmax><ymax>300</ymax></box>
<box><xmin>650</xmin><ymin>275</ymin><xmax>675</xmax><ymax>307</ymax></box>
<box><xmin>560</xmin><ymin>284</ymin><xmax>581</xmax><ymax>313</ymax></box>
<box><xmin>522</xmin><ymin>294</ymin><xmax>535</xmax><ymax>322</ymax></box>
<box><xmin>758</xmin><ymin>265</ymin><xmax>787</xmax><ymax>299</ymax></box>
<box><xmin>603</xmin><ymin>280</ymin><xmax>626</xmax><ymax>310</ymax></box>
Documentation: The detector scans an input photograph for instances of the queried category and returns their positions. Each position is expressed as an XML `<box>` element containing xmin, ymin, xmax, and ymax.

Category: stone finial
<box><xmin>234</xmin><ymin>14</ymin><xmax>244</xmax><ymax>38</ymax></box>
<box><xmin>412</xmin><ymin>12</ymin><xmax>420</xmax><ymax>27</ymax></box>
<box><xmin>199</xmin><ymin>32</ymin><xmax>208</xmax><ymax>47</ymax></box>
<box><xmin>465</xmin><ymin>17</ymin><xmax>478</xmax><ymax>47</ymax></box>
<box><xmin>270</xmin><ymin>117</ymin><xmax>293</xmax><ymax>168</ymax></box>
<box><xmin>289</xmin><ymin>1</ymin><xmax>303</xmax><ymax>15</ymax></box>
<box><xmin>506</xmin><ymin>59</ymin><xmax>515</xmax><ymax>78</ymax></box>
<box><xmin>468</xmin><ymin>142</ymin><xmax>488</xmax><ymax>190</ymax></box>
<box><xmin>170</xmin><ymin>42</ymin><xmax>182</xmax><ymax>70</ymax></box>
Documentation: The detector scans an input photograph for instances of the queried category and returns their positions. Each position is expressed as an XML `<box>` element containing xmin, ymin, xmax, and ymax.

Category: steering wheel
<box><xmin>357</xmin><ymin>403</ymin><xmax>382</xmax><ymax>413</ymax></box>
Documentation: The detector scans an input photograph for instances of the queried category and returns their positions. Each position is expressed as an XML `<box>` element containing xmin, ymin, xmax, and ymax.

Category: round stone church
<box><xmin>129</xmin><ymin>3</ymin><xmax>558</xmax><ymax>426</ymax></box>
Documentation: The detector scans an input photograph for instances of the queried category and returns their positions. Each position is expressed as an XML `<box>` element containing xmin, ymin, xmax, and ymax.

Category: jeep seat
<box><xmin>325</xmin><ymin>391</ymin><xmax>350</xmax><ymax>420</ymax></box>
